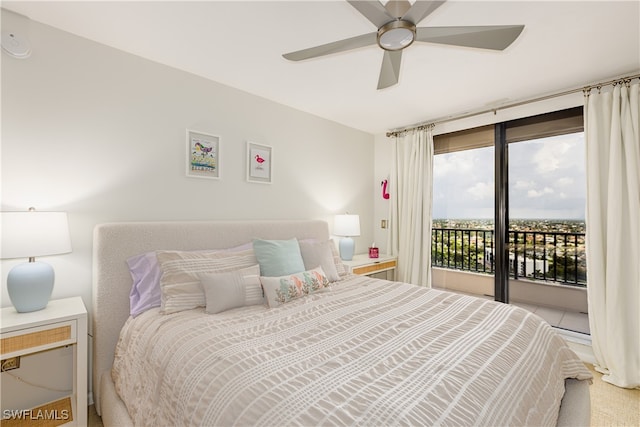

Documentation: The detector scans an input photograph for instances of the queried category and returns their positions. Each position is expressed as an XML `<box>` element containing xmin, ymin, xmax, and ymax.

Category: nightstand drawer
<box><xmin>352</xmin><ymin>260</ymin><xmax>397</xmax><ymax>275</ymax></box>
<box><xmin>1</xmin><ymin>320</ymin><xmax>76</xmax><ymax>358</ymax></box>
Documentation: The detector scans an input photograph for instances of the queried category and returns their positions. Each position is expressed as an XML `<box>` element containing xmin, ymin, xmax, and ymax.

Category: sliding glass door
<box><xmin>431</xmin><ymin>107</ymin><xmax>589</xmax><ymax>334</ymax></box>
<box><xmin>506</xmin><ymin>130</ymin><xmax>588</xmax><ymax>333</ymax></box>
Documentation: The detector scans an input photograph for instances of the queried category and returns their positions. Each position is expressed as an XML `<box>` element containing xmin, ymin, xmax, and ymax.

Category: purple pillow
<box><xmin>127</xmin><ymin>242</ymin><xmax>254</xmax><ymax>317</ymax></box>
<box><xmin>127</xmin><ymin>251</ymin><xmax>162</xmax><ymax>317</ymax></box>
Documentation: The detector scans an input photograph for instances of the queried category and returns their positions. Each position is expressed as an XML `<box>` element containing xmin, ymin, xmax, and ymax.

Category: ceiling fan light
<box><xmin>380</xmin><ymin>28</ymin><xmax>414</xmax><ymax>50</ymax></box>
<box><xmin>377</xmin><ymin>20</ymin><xmax>416</xmax><ymax>51</ymax></box>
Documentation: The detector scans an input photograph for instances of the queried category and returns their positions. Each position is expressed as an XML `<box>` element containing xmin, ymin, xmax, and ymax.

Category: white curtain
<box><xmin>388</xmin><ymin>127</ymin><xmax>433</xmax><ymax>286</ymax></box>
<box><xmin>585</xmin><ymin>81</ymin><xmax>640</xmax><ymax>389</ymax></box>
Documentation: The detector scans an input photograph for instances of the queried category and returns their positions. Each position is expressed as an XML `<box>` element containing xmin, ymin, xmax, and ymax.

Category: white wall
<box><xmin>0</xmin><ymin>9</ymin><xmax>375</xmax><ymax>308</ymax></box>
<box><xmin>1</xmin><ymin>11</ymin><xmax>374</xmax><ymax>407</ymax></box>
<box><xmin>373</xmin><ymin>133</ymin><xmax>392</xmax><ymax>254</ymax></box>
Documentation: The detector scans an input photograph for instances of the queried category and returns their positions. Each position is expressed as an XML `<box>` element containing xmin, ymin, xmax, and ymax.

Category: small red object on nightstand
<box><xmin>369</xmin><ymin>247</ymin><xmax>379</xmax><ymax>258</ymax></box>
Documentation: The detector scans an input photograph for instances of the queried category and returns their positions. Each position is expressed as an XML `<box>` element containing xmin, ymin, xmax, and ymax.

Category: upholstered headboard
<box><xmin>92</xmin><ymin>220</ymin><xmax>330</xmax><ymax>413</ymax></box>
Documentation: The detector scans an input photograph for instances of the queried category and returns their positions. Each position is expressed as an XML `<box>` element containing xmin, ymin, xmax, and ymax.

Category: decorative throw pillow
<box><xmin>298</xmin><ymin>239</ymin><xmax>341</xmax><ymax>282</ymax></box>
<box><xmin>156</xmin><ymin>248</ymin><xmax>257</xmax><ymax>314</ymax></box>
<box><xmin>127</xmin><ymin>251</ymin><xmax>163</xmax><ymax>317</ymax></box>
<box><xmin>126</xmin><ymin>242</ymin><xmax>253</xmax><ymax>317</ymax></box>
<box><xmin>252</xmin><ymin>238</ymin><xmax>305</xmax><ymax>277</ymax></box>
<box><xmin>328</xmin><ymin>239</ymin><xmax>348</xmax><ymax>277</ymax></box>
<box><xmin>260</xmin><ymin>266</ymin><xmax>330</xmax><ymax>308</ymax></box>
<box><xmin>200</xmin><ymin>264</ymin><xmax>264</xmax><ymax>314</ymax></box>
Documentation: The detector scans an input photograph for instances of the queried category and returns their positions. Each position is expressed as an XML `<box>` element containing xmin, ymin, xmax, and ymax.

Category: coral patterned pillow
<box><xmin>260</xmin><ymin>266</ymin><xmax>330</xmax><ymax>308</ymax></box>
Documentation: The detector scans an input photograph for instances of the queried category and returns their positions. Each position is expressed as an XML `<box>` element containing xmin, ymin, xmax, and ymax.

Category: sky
<box><xmin>432</xmin><ymin>132</ymin><xmax>586</xmax><ymax>220</ymax></box>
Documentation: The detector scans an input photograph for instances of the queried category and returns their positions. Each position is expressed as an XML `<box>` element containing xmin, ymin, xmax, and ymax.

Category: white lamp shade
<box><xmin>1</xmin><ymin>211</ymin><xmax>72</xmax><ymax>259</ymax></box>
<box><xmin>334</xmin><ymin>214</ymin><xmax>360</xmax><ymax>237</ymax></box>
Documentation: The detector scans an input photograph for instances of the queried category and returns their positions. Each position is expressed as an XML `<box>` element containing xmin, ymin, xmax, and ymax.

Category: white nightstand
<box><xmin>342</xmin><ymin>254</ymin><xmax>397</xmax><ymax>280</ymax></box>
<box><xmin>1</xmin><ymin>297</ymin><xmax>87</xmax><ymax>426</ymax></box>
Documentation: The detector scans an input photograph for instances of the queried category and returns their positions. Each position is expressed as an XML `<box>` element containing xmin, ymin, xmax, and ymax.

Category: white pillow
<box><xmin>127</xmin><ymin>242</ymin><xmax>253</xmax><ymax>317</ymax></box>
<box><xmin>299</xmin><ymin>239</ymin><xmax>341</xmax><ymax>282</ymax></box>
<box><xmin>260</xmin><ymin>266</ymin><xmax>330</xmax><ymax>308</ymax></box>
<box><xmin>156</xmin><ymin>248</ymin><xmax>257</xmax><ymax>314</ymax></box>
<box><xmin>200</xmin><ymin>264</ymin><xmax>264</xmax><ymax>314</ymax></box>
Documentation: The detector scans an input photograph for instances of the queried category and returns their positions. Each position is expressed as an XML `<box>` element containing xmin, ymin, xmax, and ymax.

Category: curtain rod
<box><xmin>386</xmin><ymin>72</ymin><xmax>640</xmax><ymax>138</ymax></box>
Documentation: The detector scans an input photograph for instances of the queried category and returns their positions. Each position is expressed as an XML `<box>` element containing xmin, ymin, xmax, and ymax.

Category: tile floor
<box><xmin>512</xmin><ymin>302</ymin><xmax>590</xmax><ymax>334</ymax></box>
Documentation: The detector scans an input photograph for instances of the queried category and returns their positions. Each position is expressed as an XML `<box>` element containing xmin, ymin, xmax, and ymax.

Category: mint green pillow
<box><xmin>252</xmin><ymin>238</ymin><xmax>305</xmax><ymax>277</ymax></box>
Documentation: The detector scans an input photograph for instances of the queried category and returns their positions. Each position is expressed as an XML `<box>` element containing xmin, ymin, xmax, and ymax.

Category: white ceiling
<box><xmin>3</xmin><ymin>1</ymin><xmax>639</xmax><ymax>134</ymax></box>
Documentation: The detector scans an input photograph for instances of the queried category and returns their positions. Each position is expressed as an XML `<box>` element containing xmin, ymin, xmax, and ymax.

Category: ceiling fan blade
<box><xmin>283</xmin><ymin>32</ymin><xmax>377</xmax><ymax>61</ymax></box>
<box><xmin>377</xmin><ymin>50</ymin><xmax>402</xmax><ymax>90</ymax></box>
<box><xmin>384</xmin><ymin>0</ymin><xmax>412</xmax><ymax>18</ymax></box>
<box><xmin>415</xmin><ymin>25</ymin><xmax>525</xmax><ymax>50</ymax></box>
<box><xmin>402</xmin><ymin>1</ymin><xmax>446</xmax><ymax>25</ymax></box>
<box><xmin>347</xmin><ymin>0</ymin><xmax>394</xmax><ymax>28</ymax></box>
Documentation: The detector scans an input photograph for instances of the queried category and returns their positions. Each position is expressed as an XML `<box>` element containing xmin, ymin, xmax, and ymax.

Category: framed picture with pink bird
<box><xmin>187</xmin><ymin>129</ymin><xmax>220</xmax><ymax>179</ymax></box>
<box><xmin>247</xmin><ymin>141</ymin><xmax>272</xmax><ymax>184</ymax></box>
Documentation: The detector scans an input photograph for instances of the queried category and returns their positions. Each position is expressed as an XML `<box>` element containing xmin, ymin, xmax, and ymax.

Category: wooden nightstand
<box><xmin>342</xmin><ymin>254</ymin><xmax>397</xmax><ymax>280</ymax></box>
<box><xmin>1</xmin><ymin>297</ymin><xmax>87</xmax><ymax>426</ymax></box>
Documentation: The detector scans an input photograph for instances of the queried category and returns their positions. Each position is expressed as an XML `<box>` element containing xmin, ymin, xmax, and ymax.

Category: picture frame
<box><xmin>186</xmin><ymin>129</ymin><xmax>220</xmax><ymax>179</ymax></box>
<box><xmin>247</xmin><ymin>141</ymin><xmax>272</xmax><ymax>184</ymax></box>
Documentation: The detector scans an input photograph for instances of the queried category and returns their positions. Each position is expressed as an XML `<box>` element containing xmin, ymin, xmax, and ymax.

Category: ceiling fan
<box><xmin>283</xmin><ymin>0</ymin><xmax>524</xmax><ymax>90</ymax></box>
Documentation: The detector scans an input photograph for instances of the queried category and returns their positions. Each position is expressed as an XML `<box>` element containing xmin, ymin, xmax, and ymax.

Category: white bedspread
<box><xmin>112</xmin><ymin>275</ymin><xmax>591</xmax><ymax>426</ymax></box>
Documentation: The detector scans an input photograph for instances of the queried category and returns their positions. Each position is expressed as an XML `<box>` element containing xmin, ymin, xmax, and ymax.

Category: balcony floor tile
<box><xmin>531</xmin><ymin>306</ymin><xmax>564</xmax><ymax>326</ymax></box>
<box><xmin>558</xmin><ymin>311</ymin><xmax>590</xmax><ymax>335</ymax></box>
<box><xmin>511</xmin><ymin>301</ymin><xmax>538</xmax><ymax>313</ymax></box>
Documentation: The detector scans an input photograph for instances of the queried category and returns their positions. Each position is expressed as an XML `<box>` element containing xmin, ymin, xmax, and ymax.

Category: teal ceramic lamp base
<box><xmin>339</xmin><ymin>237</ymin><xmax>355</xmax><ymax>261</ymax></box>
<box><xmin>7</xmin><ymin>261</ymin><xmax>54</xmax><ymax>312</ymax></box>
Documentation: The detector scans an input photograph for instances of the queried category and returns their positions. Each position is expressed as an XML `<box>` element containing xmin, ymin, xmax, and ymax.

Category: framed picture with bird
<box><xmin>186</xmin><ymin>129</ymin><xmax>220</xmax><ymax>179</ymax></box>
<box><xmin>247</xmin><ymin>141</ymin><xmax>272</xmax><ymax>184</ymax></box>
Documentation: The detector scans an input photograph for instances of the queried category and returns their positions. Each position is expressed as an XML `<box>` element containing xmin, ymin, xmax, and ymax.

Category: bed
<box><xmin>92</xmin><ymin>220</ymin><xmax>592</xmax><ymax>426</ymax></box>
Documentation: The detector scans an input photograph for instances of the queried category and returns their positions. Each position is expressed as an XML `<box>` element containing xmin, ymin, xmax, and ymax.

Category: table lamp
<box><xmin>1</xmin><ymin>208</ymin><xmax>72</xmax><ymax>312</ymax></box>
<box><xmin>334</xmin><ymin>214</ymin><xmax>360</xmax><ymax>261</ymax></box>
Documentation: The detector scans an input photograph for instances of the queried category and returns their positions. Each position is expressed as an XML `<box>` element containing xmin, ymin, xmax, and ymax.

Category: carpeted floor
<box><xmin>88</xmin><ymin>364</ymin><xmax>639</xmax><ymax>426</ymax></box>
<box><xmin>88</xmin><ymin>404</ymin><xmax>103</xmax><ymax>427</ymax></box>
<box><xmin>588</xmin><ymin>364</ymin><xmax>640</xmax><ymax>426</ymax></box>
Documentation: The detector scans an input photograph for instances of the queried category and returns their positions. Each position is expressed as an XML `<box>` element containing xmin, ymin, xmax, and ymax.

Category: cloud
<box><xmin>467</xmin><ymin>181</ymin><xmax>494</xmax><ymax>200</ymax></box>
<box><xmin>433</xmin><ymin>133</ymin><xmax>585</xmax><ymax>220</ymax></box>
<box><xmin>433</xmin><ymin>152</ymin><xmax>474</xmax><ymax>177</ymax></box>
<box><xmin>532</xmin><ymin>141</ymin><xmax>571</xmax><ymax>173</ymax></box>
<box><xmin>514</xmin><ymin>180</ymin><xmax>535</xmax><ymax>189</ymax></box>
<box><xmin>556</xmin><ymin>177</ymin><xmax>574</xmax><ymax>187</ymax></box>
<box><xmin>527</xmin><ymin>187</ymin><xmax>554</xmax><ymax>198</ymax></box>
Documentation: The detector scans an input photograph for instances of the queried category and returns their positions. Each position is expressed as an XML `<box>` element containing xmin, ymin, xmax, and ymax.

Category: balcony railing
<box><xmin>431</xmin><ymin>227</ymin><xmax>586</xmax><ymax>286</ymax></box>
